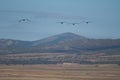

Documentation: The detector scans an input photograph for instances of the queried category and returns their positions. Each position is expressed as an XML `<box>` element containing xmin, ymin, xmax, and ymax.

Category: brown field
<box><xmin>0</xmin><ymin>64</ymin><xmax>120</xmax><ymax>80</ymax></box>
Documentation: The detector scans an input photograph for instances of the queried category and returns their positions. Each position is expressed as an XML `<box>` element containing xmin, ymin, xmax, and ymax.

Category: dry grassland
<box><xmin>0</xmin><ymin>64</ymin><xmax>120</xmax><ymax>80</ymax></box>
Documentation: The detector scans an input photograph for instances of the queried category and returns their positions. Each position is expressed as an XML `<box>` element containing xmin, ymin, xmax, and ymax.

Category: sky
<box><xmin>0</xmin><ymin>0</ymin><xmax>120</xmax><ymax>41</ymax></box>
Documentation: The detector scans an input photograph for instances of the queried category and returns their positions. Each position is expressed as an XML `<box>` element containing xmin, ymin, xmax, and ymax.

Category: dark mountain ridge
<box><xmin>0</xmin><ymin>32</ymin><xmax>120</xmax><ymax>54</ymax></box>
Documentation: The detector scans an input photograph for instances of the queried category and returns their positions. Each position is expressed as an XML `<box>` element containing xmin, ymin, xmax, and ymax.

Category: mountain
<box><xmin>29</xmin><ymin>32</ymin><xmax>89</xmax><ymax>53</ymax></box>
<box><xmin>0</xmin><ymin>32</ymin><xmax>120</xmax><ymax>54</ymax></box>
<box><xmin>0</xmin><ymin>39</ymin><xmax>32</xmax><ymax>54</ymax></box>
<box><xmin>32</xmin><ymin>32</ymin><xmax>87</xmax><ymax>46</ymax></box>
<box><xmin>0</xmin><ymin>32</ymin><xmax>120</xmax><ymax>64</ymax></box>
<box><xmin>0</xmin><ymin>39</ymin><xmax>31</xmax><ymax>48</ymax></box>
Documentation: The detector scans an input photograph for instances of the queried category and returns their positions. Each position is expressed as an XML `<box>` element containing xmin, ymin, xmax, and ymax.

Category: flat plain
<box><xmin>0</xmin><ymin>64</ymin><xmax>120</xmax><ymax>80</ymax></box>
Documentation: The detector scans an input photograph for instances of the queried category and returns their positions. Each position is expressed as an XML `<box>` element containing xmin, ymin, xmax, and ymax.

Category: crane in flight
<box><xmin>18</xmin><ymin>18</ymin><xmax>31</xmax><ymax>23</ymax></box>
<box><xmin>57</xmin><ymin>21</ymin><xmax>67</xmax><ymax>24</ymax></box>
<box><xmin>67</xmin><ymin>22</ymin><xmax>83</xmax><ymax>26</ymax></box>
<box><xmin>83</xmin><ymin>21</ymin><xmax>92</xmax><ymax>24</ymax></box>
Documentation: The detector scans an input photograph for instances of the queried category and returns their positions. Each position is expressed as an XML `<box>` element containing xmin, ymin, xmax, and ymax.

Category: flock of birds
<box><xmin>18</xmin><ymin>18</ymin><xmax>91</xmax><ymax>26</ymax></box>
<box><xmin>57</xmin><ymin>21</ymin><xmax>91</xmax><ymax>26</ymax></box>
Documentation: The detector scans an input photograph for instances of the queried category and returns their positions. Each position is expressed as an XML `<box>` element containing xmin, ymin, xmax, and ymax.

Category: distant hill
<box><xmin>0</xmin><ymin>32</ymin><xmax>120</xmax><ymax>54</ymax></box>
<box><xmin>0</xmin><ymin>32</ymin><xmax>120</xmax><ymax>64</ymax></box>
<box><xmin>32</xmin><ymin>32</ymin><xmax>87</xmax><ymax>46</ymax></box>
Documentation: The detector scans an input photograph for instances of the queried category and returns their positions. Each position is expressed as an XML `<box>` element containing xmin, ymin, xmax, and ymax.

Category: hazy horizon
<box><xmin>0</xmin><ymin>32</ymin><xmax>120</xmax><ymax>41</ymax></box>
<box><xmin>0</xmin><ymin>0</ymin><xmax>120</xmax><ymax>41</ymax></box>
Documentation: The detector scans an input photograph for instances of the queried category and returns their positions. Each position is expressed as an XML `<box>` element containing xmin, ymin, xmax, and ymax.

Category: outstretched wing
<box><xmin>18</xmin><ymin>19</ymin><xmax>31</xmax><ymax>23</ymax></box>
<box><xmin>83</xmin><ymin>21</ymin><xmax>92</xmax><ymax>24</ymax></box>
<box><xmin>56</xmin><ymin>21</ymin><xmax>67</xmax><ymax>24</ymax></box>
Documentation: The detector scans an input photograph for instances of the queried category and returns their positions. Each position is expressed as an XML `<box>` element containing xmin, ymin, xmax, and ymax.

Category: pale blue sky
<box><xmin>0</xmin><ymin>0</ymin><xmax>120</xmax><ymax>41</ymax></box>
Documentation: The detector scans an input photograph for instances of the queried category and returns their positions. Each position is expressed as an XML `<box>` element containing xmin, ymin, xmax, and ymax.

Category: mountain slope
<box><xmin>0</xmin><ymin>32</ymin><xmax>120</xmax><ymax>54</ymax></box>
<box><xmin>32</xmin><ymin>32</ymin><xmax>87</xmax><ymax>46</ymax></box>
<box><xmin>0</xmin><ymin>39</ymin><xmax>32</xmax><ymax>54</ymax></box>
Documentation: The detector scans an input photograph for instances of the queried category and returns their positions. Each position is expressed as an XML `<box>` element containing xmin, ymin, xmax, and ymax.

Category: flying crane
<box><xmin>18</xmin><ymin>18</ymin><xmax>31</xmax><ymax>23</ymax></box>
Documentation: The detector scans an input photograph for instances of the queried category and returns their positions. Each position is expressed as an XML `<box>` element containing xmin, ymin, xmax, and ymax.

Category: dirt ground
<box><xmin>0</xmin><ymin>64</ymin><xmax>120</xmax><ymax>80</ymax></box>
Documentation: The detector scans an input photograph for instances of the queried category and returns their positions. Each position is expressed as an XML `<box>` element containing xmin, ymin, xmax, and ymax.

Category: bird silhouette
<box><xmin>67</xmin><ymin>22</ymin><xmax>83</xmax><ymax>26</ymax></box>
<box><xmin>57</xmin><ymin>21</ymin><xmax>67</xmax><ymax>24</ymax></box>
<box><xmin>71</xmin><ymin>23</ymin><xmax>81</xmax><ymax>26</ymax></box>
<box><xmin>18</xmin><ymin>19</ymin><xmax>31</xmax><ymax>23</ymax></box>
<box><xmin>83</xmin><ymin>21</ymin><xmax>92</xmax><ymax>24</ymax></box>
